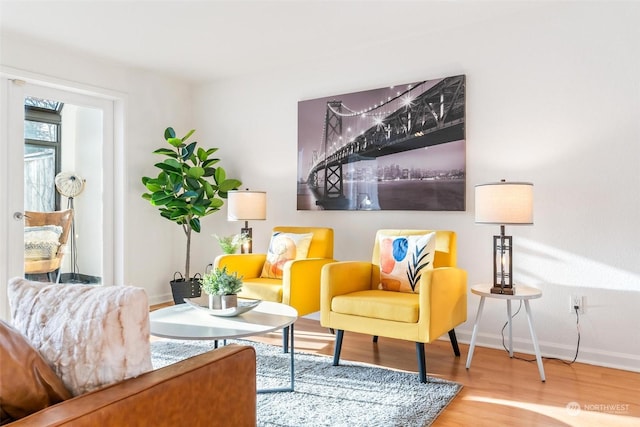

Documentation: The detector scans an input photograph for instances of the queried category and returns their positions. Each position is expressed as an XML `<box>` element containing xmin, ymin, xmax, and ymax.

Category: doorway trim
<box><xmin>0</xmin><ymin>66</ymin><xmax>126</xmax><ymax>320</ymax></box>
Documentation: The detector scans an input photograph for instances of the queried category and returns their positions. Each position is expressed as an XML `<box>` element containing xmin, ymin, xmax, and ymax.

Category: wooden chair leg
<box><xmin>416</xmin><ymin>342</ymin><xmax>427</xmax><ymax>383</ymax></box>
<box><xmin>333</xmin><ymin>330</ymin><xmax>344</xmax><ymax>366</ymax></box>
<box><xmin>448</xmin><ymin>329</ymin><xmax>461</xmax><ymax>356</ymax></box>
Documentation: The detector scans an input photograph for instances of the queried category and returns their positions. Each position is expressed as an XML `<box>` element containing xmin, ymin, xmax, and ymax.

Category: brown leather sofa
<box><xmin>7</xmin><ymin>345</ymin><xmax>257</xmax><ymax>426</ymax></box>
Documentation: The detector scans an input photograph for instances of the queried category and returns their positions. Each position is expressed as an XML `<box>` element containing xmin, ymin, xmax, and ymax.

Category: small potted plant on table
<box><xmin>200</xmin><ymin>266</ymin><xmax>243</xmax><ymax>310</ymax></box>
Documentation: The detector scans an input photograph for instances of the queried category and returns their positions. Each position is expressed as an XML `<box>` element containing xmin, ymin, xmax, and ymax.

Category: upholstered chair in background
<box><xmin>24</xmin><ymin>209</ymin><xmax>73</xmax><ymax>283</ymax></box>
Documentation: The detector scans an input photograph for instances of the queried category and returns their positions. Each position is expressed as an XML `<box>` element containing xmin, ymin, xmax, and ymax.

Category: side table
<box><xmin>465</xmin><ymin>283</ymin><xmax>546</xmax><ymax>382</ymax></box>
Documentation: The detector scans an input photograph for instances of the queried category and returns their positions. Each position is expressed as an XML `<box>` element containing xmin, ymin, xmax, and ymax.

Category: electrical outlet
<box><xmin>570</xmin><ymin>295</ymin><xmax>584</xmax><ymax>314</ymax></box>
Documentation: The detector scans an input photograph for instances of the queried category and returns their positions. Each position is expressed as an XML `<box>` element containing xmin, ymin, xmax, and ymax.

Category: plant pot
<box><xmin>221</xmin><ymin>294</ymin><xmax>238</xmax><ymax>309</ymax></box>
<box><xmin>170</xmin><ymin>273</ymin><xmax>202</xmax><ymax>304</ymax></box>
<box><xmin>208</xmin><ymin>294</ymin><xmax>222</xmax><ymax>310</ymax></box>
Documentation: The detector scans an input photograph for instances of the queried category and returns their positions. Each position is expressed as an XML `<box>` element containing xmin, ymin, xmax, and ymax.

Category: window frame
<box><xmin>24</xmin><ymin>98</ymin><xmax>63</xmax><ymax>211</ymax></box>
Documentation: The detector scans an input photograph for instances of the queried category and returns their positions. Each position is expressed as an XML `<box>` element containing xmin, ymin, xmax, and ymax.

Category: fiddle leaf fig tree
<box><xmin>142</xmin><ymin>127</ymin><xmax>241</xmax><ymax>279</ymax></box>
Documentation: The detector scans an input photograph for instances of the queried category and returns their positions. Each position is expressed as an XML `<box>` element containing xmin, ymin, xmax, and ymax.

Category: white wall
<box><xmin>61</xmin><ymin>104</ymin><xmax>103</xmax><ymax>279</ymax></box>
<box><xmin>192</xmin><ymin>2</ymin><xmax>640</xmax><ymax>371</ymax></box>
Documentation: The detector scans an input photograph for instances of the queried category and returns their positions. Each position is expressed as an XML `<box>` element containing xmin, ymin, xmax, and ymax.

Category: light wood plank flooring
<box><xmin>151</xmin><ymin>304</ymin><xmax>639</xmax><ymax>426</ymax></box>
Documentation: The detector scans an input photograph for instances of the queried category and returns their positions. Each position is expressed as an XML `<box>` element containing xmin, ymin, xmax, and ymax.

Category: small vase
<box><xmin>208</xmin><ymin>294</ymin><xmax>222</xmax><ymax>310</ymax></box>
<box><xmin>221</xmin><ymin>294</ymin><xmax>238</xmax><ymax>309</ymax></box>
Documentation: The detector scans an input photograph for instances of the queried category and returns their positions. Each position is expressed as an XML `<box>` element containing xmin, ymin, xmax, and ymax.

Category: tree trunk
<box><xmin>184</xmin><ymin>224</ymin><xmax>192</xmax><ymax>279</ymax></box>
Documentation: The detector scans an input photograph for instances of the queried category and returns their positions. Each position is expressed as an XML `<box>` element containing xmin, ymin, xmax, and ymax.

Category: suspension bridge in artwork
<box><xmin>304</xmin><ymin>75</ymin><xmax>465</xmax><ymax>209</ymax></box>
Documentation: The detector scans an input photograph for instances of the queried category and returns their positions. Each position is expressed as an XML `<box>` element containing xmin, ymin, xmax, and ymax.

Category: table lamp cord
<box><xmin>501</xmin><ymin>301</ymin><xmax>580</xmax><ymax>365</ymax></box>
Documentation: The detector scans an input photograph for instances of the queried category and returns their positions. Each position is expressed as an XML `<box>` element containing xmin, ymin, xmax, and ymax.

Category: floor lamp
<box><xmin>475</xmin><ymin>180</ymin><xmax>533</xmax><ymax>295</ymax></box>
<box><xmin>227</xmin><ymin>189</ymin><xmax>267</xmax><ymax>253</ymax></box>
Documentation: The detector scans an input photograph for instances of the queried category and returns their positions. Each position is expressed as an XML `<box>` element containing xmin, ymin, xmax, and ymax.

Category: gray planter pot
<box><xmin>221</xmin><ymin>294</ymin><xmax>238</xmax><ymax>309</ymax></box>
<box><xmin>208</xmin><ymin>294</ymin><xmax>222</xmax><ymax>310</ymax></box>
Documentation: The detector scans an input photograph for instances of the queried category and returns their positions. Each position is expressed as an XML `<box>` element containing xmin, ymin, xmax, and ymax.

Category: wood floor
<box><xmin>151</xmin><ymin>304</ymin><xmax>639</xmax><ymax>426</ymax></box>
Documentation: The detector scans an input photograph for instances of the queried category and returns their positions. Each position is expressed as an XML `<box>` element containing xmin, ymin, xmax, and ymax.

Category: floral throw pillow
<box><xmin>260</xmin><ymin>232</ymin><xmax>313</xmax><ymax>279</ymax></box>
<box><xmin>378</xmin><ymin>232</ymin><xmax>436</xmax><ymax>293</ymax></box>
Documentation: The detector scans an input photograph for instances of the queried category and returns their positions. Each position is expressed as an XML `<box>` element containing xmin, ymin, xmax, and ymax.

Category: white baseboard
<box><xmin>452</xmin><ymin>330</ymin><xmax>640</xmax><ymax>373</ymax></box>
<box><xmin>148</xmin><ymin>292</ymin><xmax>173</xmax><ymax>307</ymax></box>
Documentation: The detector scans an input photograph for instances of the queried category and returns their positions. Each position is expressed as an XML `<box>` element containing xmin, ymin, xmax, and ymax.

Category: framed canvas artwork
<box><xmin>297</xmin><ymin>74</ymin><xmax>465</xmax><ymax>211</ymax></box>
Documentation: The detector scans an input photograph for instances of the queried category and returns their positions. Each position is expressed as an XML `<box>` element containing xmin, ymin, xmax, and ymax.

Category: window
<box><xmin>24</xmin><ymin>96</ymin><xmax>63</xmax><ymax>211</ymax></box>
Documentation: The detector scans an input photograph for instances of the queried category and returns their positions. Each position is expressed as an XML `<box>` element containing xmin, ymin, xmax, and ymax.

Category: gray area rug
<box><xmin>151</xmin><ymin>339</ymin><xmax>462</xmax><ymax>427</ymax></box>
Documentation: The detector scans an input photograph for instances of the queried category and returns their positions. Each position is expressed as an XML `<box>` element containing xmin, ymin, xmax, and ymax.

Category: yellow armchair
<box><xmin>215</xmin><ymin>226</ymin><xmax>335</xmax><ymax>350</ymax></box>
<box><xmin>321</xmin><ymin>229</ymin><xmax>467</xmax><ymax>383</ymax></box>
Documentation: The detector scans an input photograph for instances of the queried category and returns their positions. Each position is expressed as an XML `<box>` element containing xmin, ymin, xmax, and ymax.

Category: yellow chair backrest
<box><xmin>371</xmin><ymin>229</ymin><xmax>457</xmax><ymax>268</ymax></box>
<box><xmin>273</xmin><ymin>226</ymin><xmax>334</xmax><ymax>259</ymax></box>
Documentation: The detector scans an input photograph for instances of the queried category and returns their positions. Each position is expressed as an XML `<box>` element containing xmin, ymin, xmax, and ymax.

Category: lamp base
<box><xmin>240</xmin><ymin>225</ymin><xmax>252</xmax><ymax>254</ymax></box>
<box><xmin>491</xmin><ymin>285</ymin><xmax>515</xmax><ymax>295</ymax></box>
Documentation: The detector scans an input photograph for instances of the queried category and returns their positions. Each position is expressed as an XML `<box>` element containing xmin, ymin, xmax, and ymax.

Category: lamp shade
<box><xmin>227</xmin><ymin>190</ymin><xmax>267</xmax><ymax>221</ymax></box>
<box><xmin>475</xmin><ymin>181</ymin><xmax>533</xmax><ymax>225</ymax></box>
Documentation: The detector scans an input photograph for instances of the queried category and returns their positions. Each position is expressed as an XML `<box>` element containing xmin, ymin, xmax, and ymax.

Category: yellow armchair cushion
<box><xmin>238</xmin><ymin>278</ymin><xmax>283</xmax><ymax>302</ymax></box>
<box><xmin>332</xmin><ymin>290</ymin><xmax>420</xmax><ymax>323</ymax></box>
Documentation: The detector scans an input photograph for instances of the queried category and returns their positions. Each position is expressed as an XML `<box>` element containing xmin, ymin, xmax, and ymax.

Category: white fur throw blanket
<box><xmin>8</xmin><ymin>277</ymin><xmax>153</xmax><ymax>396</ymax></box>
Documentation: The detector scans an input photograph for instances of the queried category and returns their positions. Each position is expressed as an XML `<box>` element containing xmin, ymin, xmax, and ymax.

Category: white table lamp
<box><xmin>475</xmin><ymin>180</ymin><xmax>533</xmax><ymax>294</ymax></box>
<box><xmin>227</xmin><ymin>189</ymin><xmax>267</xmax><ymax>253</ymax></box>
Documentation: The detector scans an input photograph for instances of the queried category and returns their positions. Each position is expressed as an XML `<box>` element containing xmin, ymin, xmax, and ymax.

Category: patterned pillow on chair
<box><xmin>24</xmin><ymin>225</ymin><xmax>63</xmax><ymax>260</ymax></box>
<box><xmin>260</xmin><ymin>232</ymin><xmax>313</xmax><ymax>279</ymax></box>
<box><xmin>378</xmin><ymin>232</ymin><xmax>436</xmax><ymax>293</ymax></box>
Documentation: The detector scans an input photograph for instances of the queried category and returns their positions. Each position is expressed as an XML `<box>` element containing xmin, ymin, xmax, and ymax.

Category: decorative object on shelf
<box><xmin>227</xmin><ymin>189</ymin><xmax>267</xmax><ymax>253</ymax></box>
<box><xmin>213</xmin><ymin>233</ymin><xmax>251</xmax><ymax>255</ymax></box>
<box><xmin>141</xmin><ymin>127</ymin><xmax>242</xmax><ymax>299</ymax></box>
<box><xmin>475</xmin><ymin>180</ymin><xmax>533</xmax><ymax>295</ymax></box>
<box><xmin>199</xmin><ymin>266</ymin><xmax>243</xmax><ymax>309</ymax></box>
<box><xmin>297</xmin><ymin>74</ymin><xmax>466</xmax><ymax>211</ymax></box>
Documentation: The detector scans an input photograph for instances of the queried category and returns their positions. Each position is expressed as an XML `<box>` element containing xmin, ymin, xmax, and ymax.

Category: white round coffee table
<box><xmin>150</xmin><ymin>298</ymin><xmax>298</xmax><ymax>393</ymax></box>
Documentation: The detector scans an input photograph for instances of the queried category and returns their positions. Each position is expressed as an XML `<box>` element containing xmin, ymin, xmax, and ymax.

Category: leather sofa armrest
<box><xmin>215</xmin><ymin>253</ymin><xmax>267</xmax><ymax>279</ymax></box>
<box><xmin>9</xmin><ymin>345</ymin><xmax>257</xmax><ymax>427</ymax></box>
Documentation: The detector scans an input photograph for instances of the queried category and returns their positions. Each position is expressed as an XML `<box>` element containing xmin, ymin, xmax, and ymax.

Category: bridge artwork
<box><xmin>297</xmin><ymin>74</ymin><xmax>466</xmax><ymax>211</ymax></box>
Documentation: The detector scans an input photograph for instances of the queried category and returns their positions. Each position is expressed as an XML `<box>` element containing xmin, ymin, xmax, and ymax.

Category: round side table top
<box><xmin>471</xmin><ymin>283</ymin><xmax>542</xmax><ymax>300</ymax></box>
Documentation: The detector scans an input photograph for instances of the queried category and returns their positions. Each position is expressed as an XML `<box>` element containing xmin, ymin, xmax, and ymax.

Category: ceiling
<box><xmin>0</xmin><ymin>1</ymin><xmax>532</xmax><ymax>83</ymax></box>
